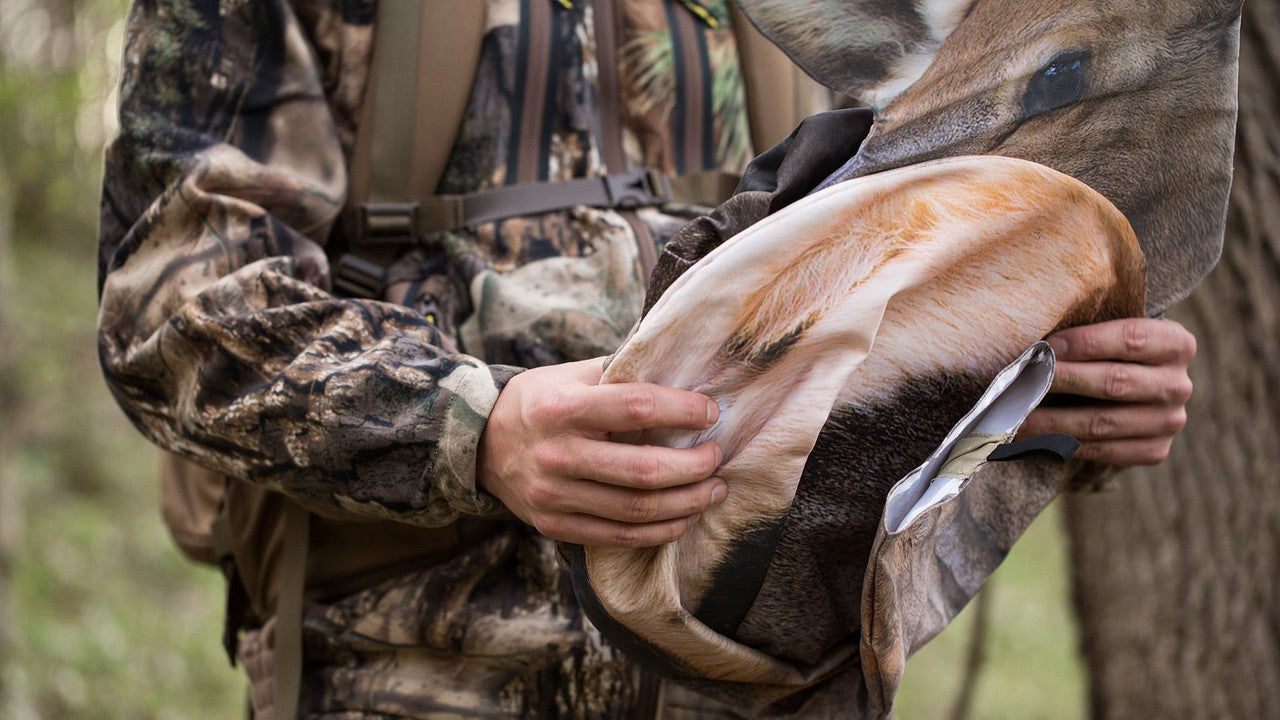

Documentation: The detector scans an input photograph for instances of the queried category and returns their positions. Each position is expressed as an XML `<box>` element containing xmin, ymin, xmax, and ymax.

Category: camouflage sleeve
<box><xmin>96</xmin><ymin>0</ymin><xmax>517</xmax><ymax>525</ymax></box>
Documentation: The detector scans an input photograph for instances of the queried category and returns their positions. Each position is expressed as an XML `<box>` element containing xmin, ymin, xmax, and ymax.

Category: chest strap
<box><xmin>334</xmin><ymin>168</ymin><xmax>740</xmax><ymax>298</ymax></box>
<box><xmin>356</xmin><ymin>169</ymin><xmax>739</xmax><ymax>245</ymax></box>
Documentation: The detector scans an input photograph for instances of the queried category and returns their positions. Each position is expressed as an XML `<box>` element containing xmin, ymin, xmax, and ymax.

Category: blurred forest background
<box><xmin>0</xmin><ymin>0</ymin><xmax>1099</xmax><ymax>718</ymax></box>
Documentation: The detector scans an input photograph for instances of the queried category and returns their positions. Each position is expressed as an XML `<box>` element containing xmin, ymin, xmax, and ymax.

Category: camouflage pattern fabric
<box><xmin>97</xmin><ymin>0</ymin><xmax>750</xmax><ymax>716</ymax></box>
<box><xmin>237</xmin><ymin>527</ymin><xmax>641</xmax><ymax>718</ymax></box>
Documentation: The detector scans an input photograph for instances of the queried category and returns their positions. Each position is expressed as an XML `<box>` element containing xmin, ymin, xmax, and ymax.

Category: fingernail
<box><xmin>1048</xmin><ymin>336</ymin><xmax>1068</xmax><ymax>357</ymax></box>
<box><xmin>713</xmin><ymin>442</ymin><xmax>723</xmax><ymax>466</ymax></box>
<box><xmin>710</xmin><ymin>481</ymin><xmax>727</xmax><ymax>504</ymax></box>
<box><xmin>705</xmin><ymin>398</ymin><xmax>720</xmax><ymax>426</ymax></box>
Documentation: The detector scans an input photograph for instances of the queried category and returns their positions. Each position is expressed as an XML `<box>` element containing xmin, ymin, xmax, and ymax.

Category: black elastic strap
<box><xmin>219</xmin><ymin>565</ymin><xmax>251</xmax><ymax>665</ymax></box>
<box><xmin>988</xmin><ymin>433</ymin><xmax>1079</xmax><ymax>463</ymax></box>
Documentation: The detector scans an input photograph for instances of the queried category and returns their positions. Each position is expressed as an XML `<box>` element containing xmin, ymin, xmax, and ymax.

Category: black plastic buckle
<box><xmin>331</xmin><ymin>253</ymin><xmax>387</xmax><ymax>299</ymax></box>
<box><xmin>358</xmin><ymin>202</ymin><xmax>419</xmax><ymax>246</ymax></box>
<box><xmin>603</xmin><ymin>169</ymin><xmax>671</xmax><ymax>209</ymax></box>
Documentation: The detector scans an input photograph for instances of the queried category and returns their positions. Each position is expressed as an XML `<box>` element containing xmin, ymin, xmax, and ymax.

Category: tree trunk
<box><xmin>1063</xmin><ymin>4</ymin><xmax>1280</xmax><ymax>718</ymax></box>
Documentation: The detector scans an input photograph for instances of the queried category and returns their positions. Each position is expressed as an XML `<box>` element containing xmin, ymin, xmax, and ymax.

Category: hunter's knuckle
<box><xmin>623</xmin><ymin>388</ymin><xmax>657</xmax><ymax>424</ymax></box>
<box><xmin>531</xmin><ymin>389</ymin><xmax>579</xmax><ymax>425</ymax></box>
<box><xmin>1171</xmin><ymin>376</ymin><xmax>1194</xmax><ymax>404</ymax></box>
<box><xmin>1183</xmin><ymin>331</ymin><xmax>1198</xmax><ymax>360</ymax></box>
<box><xmin>611</xmin><ymin>526</ymin><xmax>643</xmax><ymax>548</ymax></box>
<box><xmin>1019</xmin><ymin>411</ymin><xmax>1048</xmax><ymax>436</ymax></box>
<box><xmin>631</xmin><ymin>454</ymin><xmax>664</xmax><ymax>488</ymax></box>
<box><xmin>1123</xmin><ymin>321</ymin><xmax>1149</xmax><ymax>355</ymax></box>
<box><xmin>1105</xmin><ymin>365</ymin><xmax>1133</xmax><ymax>398</ymax></box>
<box><xmin>624</xmin><ymin>493</ymin><xmax>658</xmax><ymax>522</ymax></box>
<box><xmin>533</xmin><ymin>514</ymin><xmax>563</xmax><ymax>539</ymax></box>
<box><xmin>1088</xmin><ymin>411</ymin><xmax>1119</xmax><ymax>439</ymax></box>
<box><xmin>1143</xmin><ymin>440</ymin><xmax>1172</xmax><ymax>465</ymax></box>
<box><xmin>1076</xmin><ymin>442</ymin><xmax>1101</xmax><ymax>462</ymax></box>
<box><xmin>1079</xmin><ymin>330</ymin><xmax>1105</xmax><ymax>358</ymax></box>
<box><xmin>525</xmin><ymin>478</ymin><xmax>559</xmax><ymax>508</ymax></box>
<box><xmin>531</xmin><ymin>442</ymin><xmax>567</xmax><ymax>474</ymax></box>
<box><xmin>1054</xmin><ymin>364</ymin><xmax>1081</xmax><ymax>391</ymax></box>
<box><xmin>1165</xmin><ymin>407</ymin><xmax>1189</xmax><ymax>434</ymax></box>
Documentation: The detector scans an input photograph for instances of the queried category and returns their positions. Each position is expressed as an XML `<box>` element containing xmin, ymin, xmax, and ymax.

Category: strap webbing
<box><xmin>273</xmin><ymin>500</ymin><xmax>310</xmax><ymax>720</ymax></box>
<box><xmin>593</xmin><ymin>0</ymin><xmax>627</xmax><ymax>174</ymax></box>
<box><xmin>427</xmin><ymin>170</ymin><xmax>671</xmax><ymax>233</ymax></box>
<box><xmin>591</xmin><ymin>0</ymin><xmax>659</xmax><ymax>280</ymax></box>
<box><xmin>365</xmin><ymin>0</ymin><xmax>420</xmax><ymax>205</ymax></box>
<box><xmin>348</xmin><ymin>168</ymin><xmax>740</xmax><ymax>250</ymax></box>
<box><xmin>355</xmin><ymin>0</ymin><xmax>488</xmax><ymax>210</ymax></box>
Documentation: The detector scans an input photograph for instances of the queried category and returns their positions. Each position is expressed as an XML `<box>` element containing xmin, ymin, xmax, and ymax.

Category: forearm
<box><xmin>99</xmin><ymin>250</ymin><xmax>517</xmax><ymax>524</ymax></box>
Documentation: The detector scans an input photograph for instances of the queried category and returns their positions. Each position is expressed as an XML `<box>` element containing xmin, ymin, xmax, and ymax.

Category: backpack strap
<box><xmin>337</xmin><ymin>0</ymin><xmax>488</xmax><ymax>297</ymax></box>
<box><xmin>348</xmin><ymin>0</ymin><xmax>488</xmax><ymax>212</ymax></box>
<box><xmin>336</xmin><ymin>1</ymin><xmax>747</xmax><ymax>298</ymax></box>
<box><xmin>273</xmin><ymin>499</ymin><xmax>310</xmax><ymax>720</ymax></box>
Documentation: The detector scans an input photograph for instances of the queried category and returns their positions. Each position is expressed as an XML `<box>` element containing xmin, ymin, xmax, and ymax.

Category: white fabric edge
<box><xmin>884</xmin><ymin>342</ymin><xmax>1056</xmax><ymax>533</ymax></box>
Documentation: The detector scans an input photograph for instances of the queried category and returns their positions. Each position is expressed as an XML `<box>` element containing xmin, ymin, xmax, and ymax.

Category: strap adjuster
<box><xmin>358</xmin><ymin>202</ymin><xmax>420</xmax><ymax>245</ymax></box>
<box><xmin>604</xmin><ymin>169</ymin><xmax>671</xmax><ymax>209</ymax></box>
<box><xmin>332</xmin><ymin>253</ymin><xmax>388</xmax><ymax>299</ymax></box>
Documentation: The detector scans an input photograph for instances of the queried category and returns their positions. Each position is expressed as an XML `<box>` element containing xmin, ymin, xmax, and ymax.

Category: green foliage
<box><xmin>1</xmin><ymin>0</ymin><xmax>125</xmax><ymax>248</ymax></box>
<box><xmin>2</xmin><ymin>198</ymin><xmax>244</xmax><ymax>720</ymax></box>
<box><xmin>896</xmin><ymin>503</ymin><xmax>1087</xmax><ymax>720</ymax></box>
<box><xmin>2</xmin><ymin>220</ymin><xmax>244</xmax><ymax>720</ymax></box>
<box><xmin>1</xmin><ymin>1</ymin><xmax>242</xmax><ymax>717</ymax></box>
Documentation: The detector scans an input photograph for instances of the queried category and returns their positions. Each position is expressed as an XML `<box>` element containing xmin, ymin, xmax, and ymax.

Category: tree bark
<box><xmin>1064</xmin><ymin>4</ymin><xmax>1280</xmax><ymax>718</ymax></box>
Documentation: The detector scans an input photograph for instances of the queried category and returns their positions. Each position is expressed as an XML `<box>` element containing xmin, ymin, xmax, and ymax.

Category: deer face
<box><xmin>738</xmin><ymin>0</ymin><xmax>1242</xmax><ymax>313</ymax></box>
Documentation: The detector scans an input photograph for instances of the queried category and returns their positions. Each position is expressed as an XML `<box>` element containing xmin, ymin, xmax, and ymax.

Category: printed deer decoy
<box><xmin>566</xmin><ymin>0</ymin><xmax>1243</xmax><ymax>716</ymax></box>
<box><xmin>747</xmin><ymin>0</ymin><xmax>1241</xmax><ymax>314</ymax></box>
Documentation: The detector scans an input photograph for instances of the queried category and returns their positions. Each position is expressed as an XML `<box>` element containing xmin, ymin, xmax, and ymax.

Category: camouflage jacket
<box><xmin>97</xmin><ymin>0</ymin><xmax>751</xmax><ymax>529</ymax></box>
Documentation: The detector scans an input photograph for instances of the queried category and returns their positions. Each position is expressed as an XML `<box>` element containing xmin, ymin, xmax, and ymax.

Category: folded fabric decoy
<box><xmin>567</xmin><ymin>151</ymin><xmax>1144</xmax><ymax>715</ymax></box>
<box><xmin>566</xmin><ymin>0</ymin><xmax>1242</xmax><ymax>712</ymax></box>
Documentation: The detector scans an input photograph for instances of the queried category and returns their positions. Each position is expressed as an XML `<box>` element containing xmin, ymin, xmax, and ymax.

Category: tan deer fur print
<box><xmin>584</xmin><ymin>155</ymin><xmax>1143</xmax><ymax>687</ymax></box>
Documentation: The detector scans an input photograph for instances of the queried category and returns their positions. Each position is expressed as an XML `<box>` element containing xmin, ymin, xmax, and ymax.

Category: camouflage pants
<box><xmin>237</xmin><ymin>526</ymin><xmax>740</xmax><ymax>719</ymax></box>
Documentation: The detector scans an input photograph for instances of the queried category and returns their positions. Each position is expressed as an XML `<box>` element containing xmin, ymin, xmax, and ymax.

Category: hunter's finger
<box><xmin>1019</xmin><ymin>402</ymin><xmax>1187</xmax><ymax>442</ymax></box>
<box><xmin>550</xmin><ymin>438</ymin><xmax>723</xmax><ymax>489</ymax></box>
<box><xmin>1047</xmin><ymin>318</ymin><xmax>1196</xmax><ymax>364</ymax></box>
<box><xmin>1075</xmin><ymin>437</ymin><xmax>1175</xmax><ymax>466</ymax></box>
<box><xmin>571</xmin><ymin>382</ymin><xmax>719</xmax><ymax>432</ymax></box>
<box><xmin>539</xmin><ymin>476</ymin><xmax>727</xmax><ymax>524</ymax></box>
<box><xmin>1049</xmin><ymin>361</ymin><xmax>1194</xmax><ymax>403</ymax></box>
<box><xmin>534</xmin><ymin>513</ymin><xmax>699</xmax><ymax>548</ymax></box>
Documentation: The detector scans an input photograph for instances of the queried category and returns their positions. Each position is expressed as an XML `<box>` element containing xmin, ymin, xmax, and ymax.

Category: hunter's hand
<box><xmin>1021</xmin><ymin>318</ymin><xmax>1196</xmax><ymax>466</ymax></box>
<box><xmin>477</xmin><ymin>358</ymin><xmax>726</xmax><ymax>548</ymax></box>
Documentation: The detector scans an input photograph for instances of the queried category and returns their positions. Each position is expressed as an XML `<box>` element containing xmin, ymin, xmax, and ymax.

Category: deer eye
<box><xmin>1023</xmin><ymin>49</ymin><xmax>1088</xmax><ymax>118</ymax></box>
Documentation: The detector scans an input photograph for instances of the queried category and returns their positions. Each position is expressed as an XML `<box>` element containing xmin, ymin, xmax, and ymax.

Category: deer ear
<box><xmin>734</xmin><ymin>0</ymin><xmax>977</xmax><ymax>107</ymax></box>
